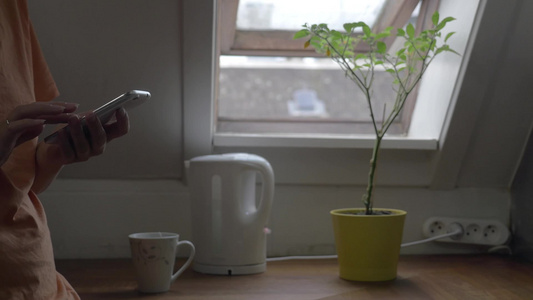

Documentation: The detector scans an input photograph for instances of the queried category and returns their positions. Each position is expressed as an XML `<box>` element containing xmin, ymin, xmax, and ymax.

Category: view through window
<box><xmin>217</xmin><ymin>0</ymin><xmax>427</xmax><ymax>136</ymax></box>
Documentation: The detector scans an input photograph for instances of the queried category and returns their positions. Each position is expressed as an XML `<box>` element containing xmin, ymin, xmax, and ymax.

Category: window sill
<box><xmin>213</xmin><ymin>133</ymin><xmax>438</xmax><ymax>150</ymax></box>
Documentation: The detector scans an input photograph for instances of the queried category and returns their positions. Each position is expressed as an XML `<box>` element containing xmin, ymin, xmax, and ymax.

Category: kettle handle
<box><xmin>243</xmin><ymin>159</ymin><xmax>274</xmax><ymax>224</ymax></box>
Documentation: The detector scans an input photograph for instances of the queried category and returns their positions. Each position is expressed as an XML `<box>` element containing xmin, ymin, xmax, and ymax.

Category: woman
<box><xmin>1</xmin><ymin>1</ymin><xmax>129</xmax><ymax>298</ymax></box>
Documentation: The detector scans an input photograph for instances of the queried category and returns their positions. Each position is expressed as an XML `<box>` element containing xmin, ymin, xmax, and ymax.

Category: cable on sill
<box><xmin>265</xmin><ymin>227</ymin><xmax>464</xmax><ymax>262</ymax></box>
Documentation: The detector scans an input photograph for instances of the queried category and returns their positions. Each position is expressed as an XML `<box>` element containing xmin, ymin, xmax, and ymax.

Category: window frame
<box><xmin>218</xmin><ymin>0</ymin><xmax>438</xmax><ymax>57</ymax></box>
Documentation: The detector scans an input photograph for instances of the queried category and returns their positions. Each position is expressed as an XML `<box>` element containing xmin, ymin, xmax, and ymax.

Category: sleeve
<box><xmin>29</xmin><ymin>22</ymin><xmax>60</xmax><ymax>103</ymax></box>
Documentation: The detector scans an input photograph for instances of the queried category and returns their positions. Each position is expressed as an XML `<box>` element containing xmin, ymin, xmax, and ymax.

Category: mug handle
<box><xmin>171</xmin><ymin>240</ymin><xmax>196</xmax><ymax>282</ymax></box>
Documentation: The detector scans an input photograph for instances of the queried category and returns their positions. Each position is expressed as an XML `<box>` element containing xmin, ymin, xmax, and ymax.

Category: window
<box><xmin>216</xmin><ymin>0</ymin><xmax>440</xmax><ymax>136</ymax></box>
<box><xmin>183</xmin><ymin>0</ymin><xmax>485</xmax><ymax>188</ymax></box>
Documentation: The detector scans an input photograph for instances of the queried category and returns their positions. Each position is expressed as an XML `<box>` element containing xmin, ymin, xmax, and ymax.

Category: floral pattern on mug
<box><xmin>131</xmin><ymin>240</ymin><xmax>170</xmax><ymax>265</ymax></box>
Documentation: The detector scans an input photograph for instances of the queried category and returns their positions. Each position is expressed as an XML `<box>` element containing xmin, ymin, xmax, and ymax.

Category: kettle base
<box><xmin>193</xmin><ymin>262</ymin><xmax>266</xmax><ymax>275</ymax></box>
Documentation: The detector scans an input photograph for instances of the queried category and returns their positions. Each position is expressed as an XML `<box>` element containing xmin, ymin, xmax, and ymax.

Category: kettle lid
<box><xmin>190</xmin><ymin>153</ymin><xmax>266</xmax><ymax>163</ymax></box>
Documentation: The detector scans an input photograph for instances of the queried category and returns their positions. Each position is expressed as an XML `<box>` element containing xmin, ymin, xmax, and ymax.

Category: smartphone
<box><xmin>44</xmin><ymin>90</ymin><xmax>151</xmax><ymax>143</ymax></box>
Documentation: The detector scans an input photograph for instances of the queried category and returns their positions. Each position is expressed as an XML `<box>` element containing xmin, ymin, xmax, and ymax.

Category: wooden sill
<box><xmin>56</xmin><ymin>255</ymin><xmax>533</xmax><ymax>299</ymax></box>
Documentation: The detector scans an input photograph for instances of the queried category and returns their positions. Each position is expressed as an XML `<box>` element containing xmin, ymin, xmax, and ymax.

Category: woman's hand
<box><xmin>32</xmin><ymin>108</ymin><xmax>129</xmax><ymax>194</ymax></box>
<box><xmin>42</xmin><ymin>108</ymin><xmax>129</xmax><ymax>165</ymax></box>
<box><xmin>0</xmin><ymin>102</ymin><xmax>78</xmax><ymax>167</ymax></box>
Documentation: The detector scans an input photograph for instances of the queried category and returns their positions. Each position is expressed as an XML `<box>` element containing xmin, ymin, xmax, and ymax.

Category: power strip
<box><xmin>422</xmin><ymin>217</ymin><xmax>510</xmax><ymax>246</ymax></box>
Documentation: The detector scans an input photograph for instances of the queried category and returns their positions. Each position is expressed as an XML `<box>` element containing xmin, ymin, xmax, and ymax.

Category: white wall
<box><xmin>409</xmin><ymin>0</ymin><xmax>480</xmax><ymax>140</ymax></box>
<box><xmin>31</xmin><ymin>0</ymin><xmax>533</xmax><ymax>259</ymax></box>
<box><xmin>30</xmin><ymin>0</ymin><xmax>184</xmax><ymax>179</ymax></box>
<box><xmin>41</xmin><ymin>180</ymin><xmax>509</xmax><ymax>258</ymax></box>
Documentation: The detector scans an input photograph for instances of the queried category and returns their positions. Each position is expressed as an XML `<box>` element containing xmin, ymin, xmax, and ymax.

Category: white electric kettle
<box><xmin>187</xmin><ymin>153</ymin><xmax>274</xmax><ymax>275</ymax></box>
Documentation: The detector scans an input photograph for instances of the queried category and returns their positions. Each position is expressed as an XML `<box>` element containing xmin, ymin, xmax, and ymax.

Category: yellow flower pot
<box><xmin>330</xmin><ymin>208</ymin><xmax>406</xmax><ymax>281</ymax></box>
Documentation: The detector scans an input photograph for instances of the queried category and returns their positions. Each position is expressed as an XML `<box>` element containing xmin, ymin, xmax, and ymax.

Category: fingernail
<box><xmin>84</xmin><ymin>112</ymin><xmax>95</xmax><ymax>121</ymax></box>
<box><xmin>51</xmin><ymin>105</ymin><xmax>66</xmax><ymax>112</ymax></box>
<box><xmin>58</xmin><ymin>101</ymin><xmax>79</xmax><ymax>106</ymax></box>
<box><xmin>68</xmin><ymin>115</ymin><xmax>79</xmax><ymax>125</ymax></box>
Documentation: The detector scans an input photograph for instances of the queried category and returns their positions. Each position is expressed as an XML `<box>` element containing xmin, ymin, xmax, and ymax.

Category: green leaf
<box><xmin>377</xmin><ymin>41</ymin><xmax>387</xmax><ymax>54</ymax></box>
<box><xmin>439</xmin><ymin>17</ymin><xmax>456</xmax><ymax>27</ymax></box>
<box><xmin>363</xmin><ymin>25</ymin><xmax>372</xmax><ymax>37</ymax></box>
<box><xmin>375</xmin><ymin>32</ymin><xmax>391</xmax><ymax>40</ymax></box>
<box><xmin>343</xmin><ymin>50</ymin><xmax>355</xmax><ymax>56</ymax></box>
<box><xmin>310</xmin><ymin>41</ymin><xmax>321</xmax><ymax>49</ymax></box>
<box><xmin>355</xmin><ymin>53</ymin><xmax>368</xmax><ymax>61</ymax></box>
<box><xmin>450</xmin><ymin>49</ymin><xmax>461</xmax><ymax>55</ymax></box>
<box><xmin>293</xmin><ymin>29</ymin><xmax>310</xmax><ymax>40</ymax></box>
<box><xmin>444</xmin><ymin>31</ymin><xmax>456</xmax><ymax>43</ymax></box>
<box><xmin>432</xmin><ymin>11</ymin><xmax>440</xmax><ymax>26</ymax></box>
<box><xmin>437</xmin><ymin>17</ymin><xmax>456</xmax><ymax>31</ymax></box>
<box><xmin>437</xmin><ymin>45</ymin><xmax>460</xmax><ymax>56</ymax></box>
<box><xmin>435</xmin><ymin>45</ymin><xmax>450</xmax><ymax>55</ymax></box>
<box><xmin>396</xmin><ymin>48</ymin><xmax>406</xmax><ymax>56</ymax></box>
<box><xmin>343</xmin><ymin>23</ymin><xmax>351</xmax><ymax>32</ymax></box>
<box><xmin>344</xmin><ymin>22</ymin><xmax>363</xmax><ymax>33</ymax></box>
<box><xmin>406</xmin><ymin>23</ymin><xmax>415</xmax><ymax>39</ymax></box>
<box><xmin>331</xmin><ymin>30</ymin><xmax>342</xmax><ymax>38</ymax></box>
<box><xmin>397</xmin><ymin>28</ymin><xmax>405</xmax><ymax>37</ymax></box>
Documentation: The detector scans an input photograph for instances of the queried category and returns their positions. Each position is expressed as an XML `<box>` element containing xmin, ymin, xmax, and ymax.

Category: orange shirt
<box><xmin>0</xmin><ymin>0</ymin><xmax>79</xmax><ymax>299</ymax></box>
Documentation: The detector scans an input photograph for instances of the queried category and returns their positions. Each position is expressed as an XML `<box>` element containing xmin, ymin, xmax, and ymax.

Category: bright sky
<box><xmin>237</xmin><ymin>0</ymin><xmax>387</xmax><ymax>30</ymax></box>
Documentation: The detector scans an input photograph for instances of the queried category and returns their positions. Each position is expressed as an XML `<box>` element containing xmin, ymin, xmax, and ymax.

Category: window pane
<box><xmin>219</xmin><ymin>0</ymin><xmax>424</xmax><ymax>136</ymax></box>
<box><xmin>218</xmin><ymin>56</ymin><xmax>403</xmax><ymax>135</ymax></box>
<box><xmin>236</xmin><ymin>0</ymin><xmax>387</xmax><ymax>31</ymax></box>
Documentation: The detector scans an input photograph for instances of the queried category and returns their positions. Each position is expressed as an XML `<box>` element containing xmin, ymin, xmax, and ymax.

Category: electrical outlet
<box><xmin>422</xmin><ymin>217</ymin><xmax>510</xmax><ymax>246</ymax></box>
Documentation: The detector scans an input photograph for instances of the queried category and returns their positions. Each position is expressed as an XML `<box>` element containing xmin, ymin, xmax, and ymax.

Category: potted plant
<box><xmin>294</xmin><ymin>12</ymin><xmax>458</xmax><ymax>281</ymax></box>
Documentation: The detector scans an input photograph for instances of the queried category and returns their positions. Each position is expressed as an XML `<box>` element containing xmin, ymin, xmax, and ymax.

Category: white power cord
<box><xmin>267</xmin><ymin>255</ymin><xmax>338</xmax><ymax>262</ymax></box>
<box><xmin>266</xmin><ymin>226</ymin><xmax>465</xmax><ymax>262</ymax></box>
<box><xmin>401</xmin><ymin>226</ymin><xmax>464</xmax><ymax>248</ymax></box>
<box><xmin>488</xmin><ymin>245</ymin><xmax>513</xmax><ymax>255</ymax></box>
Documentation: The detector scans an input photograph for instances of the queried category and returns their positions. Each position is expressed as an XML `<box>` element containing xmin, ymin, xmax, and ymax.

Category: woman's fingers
<box><xmin>38</xmin><ymin>113</ymin><xmax>78</xmax><ymax>124</ymax></box>
<box><xmin>84</xmin><ymin>113</ymin><xmax>107</xmax><ymax>155</ymax></box>
<box><xmin>38</xmin><ymin>108</ymin><xmax>130</xmax><ymax>165</ymax></box>
<box><xmin>2</xmin><ymin>119</ymin><xmax>46</xmax><ymax>145</ymax></box>
<box><xmin>4</xmin><ymin>118</ymin><xmax>46</xmax><ymax>133</ymax></box>
<box><xmin>0</xmin><ymin>102</ymin><xmax>78</xmax><ymax>167</ymax></box>
<box><xmin>104</xmin><ymin>108</ymin><xmax>130</xmax><ymax>142</ymax></box>
<box><xmin>66</xmin><ymin>115</ymin><xmax>91</xmax><ymax>161</ymax></box>
<box><xmin>9</xmin><ymin>119</ymin><xmax>47</xmax><ymax>146</ymax></box>
<box><xmin>7</xmin><ymin>102</ymin><xmax>78</xmax><ymax>123</ymax></box>
<box><xmin>52</xmin><ymin>102</ymin><xmax>79</xmax><ymax>113</ymax></box>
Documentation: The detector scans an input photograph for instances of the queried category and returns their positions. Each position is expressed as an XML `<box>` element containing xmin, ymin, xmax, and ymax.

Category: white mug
<box><xmin>129</xmin><ymin>232</ymin><xmax>195</xmax><ymax>293</ymax></box>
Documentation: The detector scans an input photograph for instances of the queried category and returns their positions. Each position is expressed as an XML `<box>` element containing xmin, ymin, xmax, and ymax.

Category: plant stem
<box><xmin>363</xmin><ymin>135</ymin><xmax>382</xmax><ymax>215</ymax></box>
